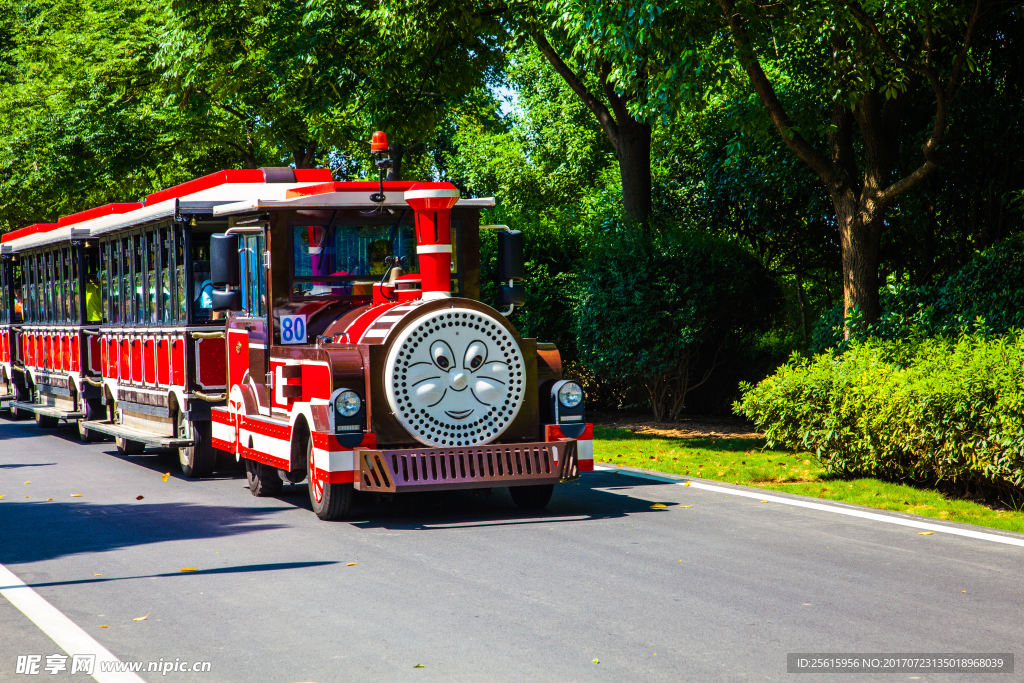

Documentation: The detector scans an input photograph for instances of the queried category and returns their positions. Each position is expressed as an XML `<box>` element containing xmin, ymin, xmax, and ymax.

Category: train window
<box><xmin>70</xmin><ymin>246</ymin><xmax>80</xmax><ymax>323</ymax></box>
<box><xmin>110</xmin><ymin>241</ymin><xmax>121</xmax><ymax>325</ymax></box>
<box><xmin>99</xmin><ymin>241</ymin><xmax>109</xmax><ymax>323</ymax></box>
<box><xmin>175</xmin><ymin>225</ymin><xmax>186</xmax><ymax>323</ymax></box>
<box><xmin>160</xmin><ymin>226</ymin><xmax>173</xmax><ymax>323</ymax></box>
<box><xmin>120</xmin><ymin>236</ymin><xmax>132</xmax><ymax>324</ymax></box>
<box><xmin>290</xmin><ymin>223</ymin><xmax>418</xmax><ymax>298</ymax></box>
<box><xmin>192</xmin><ymin>232</ymin><xmax>213</xmax><ymax>323</ymax></box>
<box><xmin>12</xmin><ymin>262</ymin><xmax>21</xmax><ymax>323</ymax></box>
<box><xmin>147</xmin><ymin>229</ymin><xmax>158</xmax><ymax>323</ymax></box>
<box><xmin>240</xmin><ymin>233</ymin><xmax>266</xmax><ymax>317</ymax></box>
<box><xmin>0</xmin><ymin>258</ymin><xmax>7</xmax><ymax>324</ymax></box>
<box><xmin>26</xmin><ymin>254</ymin><xmax>35</xmax><ymax>323</ymax></box>
<box><xmin>84</xmin><ymin>246</ymin><xmax>101</xmax><ymax>323</ymax></box>
<box><xmin>134</xmin><ymin>233</ymin><xmax>145</xmax><ymax>324</ymax></box>
<box><xmin>46</xmin><ymin>251</ymin><xmax>55</xmax><ymax>323</ymax></box>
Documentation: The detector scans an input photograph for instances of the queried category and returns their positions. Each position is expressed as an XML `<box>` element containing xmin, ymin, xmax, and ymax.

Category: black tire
<box><xmin>35</xmin><ymin>411</ymin><xmax>59</xmax><ymax>428</ymax></box>
<box><xmin>9</xmin><ymin>403</ymin><xmax>26</xmax><ymax>420</ymax></box>
<box><xmin>307</xmin><ymin>437</ymin><xmax>354</xmax><ymax>520</ymax></box>
<box><xmin>178</xmin><ymin>414</ymin><xmax>216</xmax><ymax>478</ymax></box>
<box><xmin>509</xmin><ymin>484</ymin><xmax>555</xmax><ymax>510</ymax></box>
<box><xmin>116</xmin><ymin>436</ymin><xmax>146</xmax><ymax>455</ymax></box>
<box><xmin>245</xmin><ymin>458</ymin><xmax>283</xmax><ymax>497</ymax></box>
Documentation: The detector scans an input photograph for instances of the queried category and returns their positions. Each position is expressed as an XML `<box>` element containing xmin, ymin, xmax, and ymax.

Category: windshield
<box><xmin>291</xmin><ymin>223</ymin><xmax>418</xmax><ymax>298</ymax></box>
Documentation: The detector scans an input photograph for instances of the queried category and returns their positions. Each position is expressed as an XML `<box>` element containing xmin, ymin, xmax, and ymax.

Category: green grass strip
<box><xmin>593</xmin><ymin>427</ymin><xmax>1024</xmax><ymax>534</ymax></box>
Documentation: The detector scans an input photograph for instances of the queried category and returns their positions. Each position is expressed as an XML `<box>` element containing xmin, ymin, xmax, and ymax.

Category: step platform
<box><xmin>80</xmin><ymin>420</ymin><xmax>194</xmax><ymax>448</ymax></box>
<box><xmin>9</xmin><ymin>401</ymin><xmax>86</xmax><ymax>420</ymax></box>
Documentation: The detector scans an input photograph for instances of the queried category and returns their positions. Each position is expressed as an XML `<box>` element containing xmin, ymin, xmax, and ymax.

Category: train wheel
<box><xmin>116</xmin><ymin>436</ymin><xmax>146</xmax><ymax>455</ymax></box>
<box><xmin>509</xmin><ymin>484</ymin><xmax>554</xmax><ymax>510</ymax></box>
<box><xmin>177</xmin><ymin>414</ymin><xmax>216</xmax><ymax>479</ymax></box>
<box><xmin>307</xmin><ymin>438</ymin><xmax>353</xmax><ymax>520</ymax></box>
<box><xmin>245</xmin><ymin>459</ymin><xmax>283</xmax><ymax>497</ymax></box>
<box><xmin>35</xmin><ymin>411</ymin><xmax>59</xmax><ymax>428</ymax></box>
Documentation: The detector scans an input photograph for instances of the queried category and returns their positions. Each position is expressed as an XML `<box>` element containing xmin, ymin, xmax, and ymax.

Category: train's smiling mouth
<box><xmin>444</xmin><ymin>409</ymin><xmax>474</xmax><ymax>420</ymax></box>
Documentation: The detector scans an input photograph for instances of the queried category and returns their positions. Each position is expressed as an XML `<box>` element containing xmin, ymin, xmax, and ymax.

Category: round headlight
<box><xmin>557</xmin><ymin>382</ymin><xmax>583</xmax><ymax>408</ymax></box>
<box><xmin>334</xmin><ymin>390</ymin><xmax>361</xmax><ymax>417</ymax></box>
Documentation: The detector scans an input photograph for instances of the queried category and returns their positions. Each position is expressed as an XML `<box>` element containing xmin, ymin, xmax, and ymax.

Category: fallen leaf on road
<box><xmin>592</xmin><ymin>659</ymin><xmax>600</xmax><ymax>664</ymax></box>
<box><xmin>917</xmin><ymin>531</ymin><xmax>934</xmax><ymax>535</ymax></box>
<box><xmin>133</xmin><ymin>613</ymin><xmax>150</xmax><ymax>622</ymax></box>
<box><xmin>94</xmin><ymin>574</ymin><xmax>102</xmax><ymax>577</ymax></box>
<box><xmin>962</xmin><ymin>590</ymin><xmax>966</xmax><ymax>593</ymax></box>
<box><xmin>136</xmin><ymin>495</ymin><xmax>144</xmax><ymax>500</ymax></box>
<box><xmin>413</xmin><ymin>664</ymin><xmax>425</xmax><ymax>668</ymax></box>
<box><xmin>0</xmin><ymin>495</ymin><xmax>5</xmax><ymax>499</ymax></box>
<box><xmin>680</xmin><ymin>505</ymin><xmax>692</xmax><ymax>508</ymax></box>
<box><xmin>24</xmin><ymin>481</ymin><xmax>30</xmax><ymax>484</ymax></box>
<box><xmin>347</xmin><ymin>562</ymin><xmax>357</xmax><ymax>566</ymax></box>
<box><xmin>682</xmin><ymin>482</ymin><xmax>691</xmax><ymax>487</ymax></box>
<box><xmin>651</xmin><ymin>504</ymin><xmax>667</xmax><ymax>508</ymax></box>
<box><xmin>71</xmin><ymin>494</ymin><xmax>82</xmax><ymax>497</ymax></box>
<box><xmin>180</xmin><ymin>568</ymin><xmax>197</xmax><ymax>572</ymax></box>
<box><xmin>161</xmin><ymin>473</ymin><xmax>170</xmax><ymax>482</ymax></box>
<box><xmin>760</xmin><ymin>500</ymin><xmax>768</xmax><ymax>503</ymax></box>
<box><xmin>100</xmin><ymin>625</ymin><xmax>108</xmax><ymax>628</ymax></box>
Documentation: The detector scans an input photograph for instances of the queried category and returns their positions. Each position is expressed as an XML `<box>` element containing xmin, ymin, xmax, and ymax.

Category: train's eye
<box><xmin>464</xmin><ymin>341</ymin><xmax>488</xmax><ymax>371</ymax></box>
<box><xmin>430</xmin><ymin>340</ymin><xmax>454</xmax><ymax>371</ymax></box>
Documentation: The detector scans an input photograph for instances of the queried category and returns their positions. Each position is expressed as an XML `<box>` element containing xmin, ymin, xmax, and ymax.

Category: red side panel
<box><xmin>62</xmin><ymin>336</ymin><xmax>71</xmax><ymax>371</ymax></box>
<box><xmin>131</xmin><ymin>339</ymin><xmax>142</xmax><ymax>383</ymax></box>
<box><xmin>227</xmin><ymin>329</ymin><xmax>249</xmax><ymax>391</ymax></box>
<box><xmin>120</xmin><ymin>340</ymin><xmax>131</xmax><ymax>382</ymax></box>
<box><xmin>196</xmin><ymin>338</ymin><xmax>226</xmax><ymax>389</ymax></box>
<box><xmin>301</xmin><ymin>363</ymin><xmax>331</xmax><ymax>403</ymax></box>
<box><xmin>144</xmin><ymin>338</ymin><xmax>155</xmax><ymax>384</ymax></box>
<box><xmin>90</xmin><ymin>336</ymin><xmax>102</xmax><ymax>373</ymax></box>
<box><xmin>171</xmin><ymin>338</ymin><xmax>185</xmax><ymax>386</ymax></box>
<box><xmin>71</xmin><ymin>336</ymin><xmax>79</xmax><ymax>372</ymax></box>
<box><xmin>157</xmin><ymin>339</ymin><xmax>170</xmax><ymax>385</ymax></box>
<box><xmin>292</xmin><ymin>169</ymin><xmax>334</xmax><ymax>183</ymax></box>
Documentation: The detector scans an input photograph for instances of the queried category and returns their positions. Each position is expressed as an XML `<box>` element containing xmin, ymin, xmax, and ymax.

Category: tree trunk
<box><xmin>832</xmin><ymin>190</ymin><xmax>882</xmax><ymax>326</ymax></box>
<box><xmin>615</xmin><ymin>119</ymin><xmax>652</xmax><ymax>222</ymax></box>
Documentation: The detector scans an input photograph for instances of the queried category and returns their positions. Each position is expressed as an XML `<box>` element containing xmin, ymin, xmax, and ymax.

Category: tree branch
<box><xmin>717</xmin><ymin>0</ymin><xmax>834</xmax><ymax>180</ymax></box>
<box><xmin>530</xmin><ymin>31</ymin><xmax>620</xmax><ymax>144</ymax></box>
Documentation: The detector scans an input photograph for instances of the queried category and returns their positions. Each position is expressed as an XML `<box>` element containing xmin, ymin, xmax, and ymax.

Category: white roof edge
<box><xmin>213</xmin><ymin>193</ymin><xmax>496</xmax><ymax>216</ymax></box>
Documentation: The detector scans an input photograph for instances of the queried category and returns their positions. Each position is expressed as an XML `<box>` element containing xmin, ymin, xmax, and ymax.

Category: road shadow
<box><xmin>346</xmin><ymin>469</ymin><xmax>676</xmax><ymax>531</ymax></box>
<box><xmin>0</xmin><ymin>500</ymin><xmax>291</xmax><ymax>565</ymax></box>
<box><xmin>0</xmin><ymin>463</ymin><xmax>57</xmax><ymax>469</ymax></box>
<box><xmin>6</xmin><ymin>561</ymin><xmax>340</xmax><ymax>589</ymax></box>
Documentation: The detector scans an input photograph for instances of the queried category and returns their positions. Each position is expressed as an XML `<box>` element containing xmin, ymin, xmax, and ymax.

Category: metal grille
<box><xmin>355</xmin><ymin>440</ymin><xmax>579</xmax><ymax>493</ymax></box>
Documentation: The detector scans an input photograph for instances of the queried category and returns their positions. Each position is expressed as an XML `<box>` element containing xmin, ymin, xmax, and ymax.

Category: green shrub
<box><xmin>576</xmin><ymin>217</ymin><xmax>781</xmax><ymax>421</ymax></box>
<box><xmin>736</xmin><ymin>333</ymin><xmax>1024</xmax><ymax>500</ymax></box>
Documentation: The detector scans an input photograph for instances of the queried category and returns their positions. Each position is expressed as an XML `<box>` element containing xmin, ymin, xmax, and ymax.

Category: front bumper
<box><xmin>354</xmin><ymin>439</ymin><xmax>579</xmax><ymax>493</ymax></box>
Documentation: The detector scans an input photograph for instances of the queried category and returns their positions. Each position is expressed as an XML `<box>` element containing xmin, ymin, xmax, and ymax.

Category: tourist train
<box><xmin>0</xmin><ymin>133</ymin><xmax>592</xmax><ymax>519</ymax></box>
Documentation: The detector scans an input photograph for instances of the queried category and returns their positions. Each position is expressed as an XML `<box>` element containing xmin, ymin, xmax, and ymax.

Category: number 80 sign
<box><xmin>280</xmin><ymin>314</ymin><xmax>307</xmax><ymax>344</ymax></box>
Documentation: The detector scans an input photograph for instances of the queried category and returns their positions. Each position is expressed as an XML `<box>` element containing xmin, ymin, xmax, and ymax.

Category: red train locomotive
<box><xmin>0</xmin><ymin>136</ymin><xmax>593</xmax><ymax>519</ymax></box>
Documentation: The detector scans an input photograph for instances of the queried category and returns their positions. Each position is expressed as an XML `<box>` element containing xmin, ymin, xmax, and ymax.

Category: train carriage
<box><xmin>0</xmin><ymin>135</ymin><xmax>593</xmax><ymax>520</ymax></box>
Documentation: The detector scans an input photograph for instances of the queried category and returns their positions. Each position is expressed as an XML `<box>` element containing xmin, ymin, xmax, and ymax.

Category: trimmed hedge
<box><xmin>736</xmin><ymin>333</ymin><xmax>1024</xmax><ymax>496</ymax></box>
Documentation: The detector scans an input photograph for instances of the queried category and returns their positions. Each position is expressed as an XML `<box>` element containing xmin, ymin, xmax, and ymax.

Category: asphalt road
<box><xmin>1</xmin><ymin>415</ymin><xmax>1023</xmax><ymax>683</ymax></box>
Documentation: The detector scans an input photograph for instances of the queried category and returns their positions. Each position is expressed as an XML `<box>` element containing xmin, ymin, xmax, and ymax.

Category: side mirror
<box><xmin>210</xmin><ymin>233</ymin><xmax>240</xmax><ymax>287</ymax></box>
<box><xmin>496</xmin><ymin>284</ymin><xmax>525</xmax><ymax>307</ymax></box>
<box><xmin>497</xmin><ymin>230</ymin><xmax>524</xmax><ymax>283</ymax></box>
<box><xmin>211</xmin><ymin>288</ymin><xmax>242</xmax><ymax>312</ymax></box>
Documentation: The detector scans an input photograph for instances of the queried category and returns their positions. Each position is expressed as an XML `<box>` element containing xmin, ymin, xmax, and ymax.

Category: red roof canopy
<box><xmin>146</xmin><ymin>168</ymin><xmax>333</xmax><ymax>206</ymax></box>
<box><xmin>1</xmin><ymin>223</ymin><xmax>59</xmax><ymax>244</ymax></box>
<box><xmin>57</xmin><ymin>203</ymin><xmax>143</xmax><ymax>228</ymax></box>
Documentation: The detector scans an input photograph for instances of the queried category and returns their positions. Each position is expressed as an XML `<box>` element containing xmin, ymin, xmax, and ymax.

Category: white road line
<box><xmin>0</xmin><ymin>563</ymin><xmax>146</xmax><ymax>682</ymax></box>
<box><xmin>594</xmin><ymin>465</ymin><xmax>1024</xmax><ymax>549</ymax></box>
